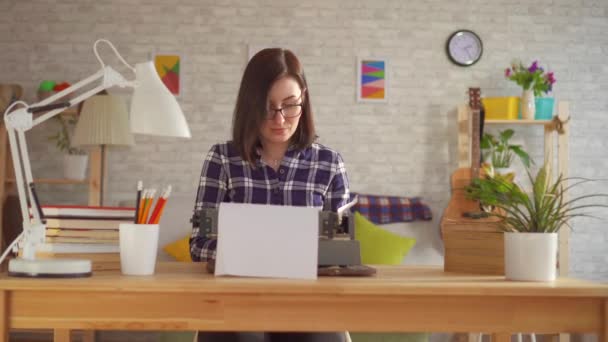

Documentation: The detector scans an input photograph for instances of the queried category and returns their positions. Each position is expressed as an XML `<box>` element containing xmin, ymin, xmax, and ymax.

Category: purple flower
<box><xmin>528</xmin><ymin>61</ymin><xmax>539</xmax><ymax>73</ymax></box>
<box><xmin>505</xmin><ymin>68</ymin><xmax>511</xmax><ymax>77</ymax></box>
<box><xmin>546</xmin><ymin>72</ymin><xmax>556</xmax><ymax>84</ymax></box>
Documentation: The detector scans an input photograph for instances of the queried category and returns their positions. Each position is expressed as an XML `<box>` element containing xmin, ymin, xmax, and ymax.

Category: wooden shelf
<box><xmin>485</xmin><ymin>119</ymin><xmax>552</xmax><ymax>125</ymax></box>
<box><xmin>6</xmin><ymin>178</ymin><xmax>88</xmax><ymax>185</ymax></box>
<box><xmin>449</xmin><ymin>102</ymin><xmax>570</xmax><ymax>278</ymax></box>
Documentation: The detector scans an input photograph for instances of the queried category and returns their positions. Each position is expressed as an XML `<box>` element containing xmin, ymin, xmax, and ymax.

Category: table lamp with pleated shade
<box><xmin>72</xmin><ymin>94</ymin><xmax>134</xmax><ymax>205</ymax></box>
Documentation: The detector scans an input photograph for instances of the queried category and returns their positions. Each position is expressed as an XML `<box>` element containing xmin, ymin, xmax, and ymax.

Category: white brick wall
<box><xmin>1</xmin><ymin>0</ymin><xmax>607</xmax><ymax>281</ymax></box>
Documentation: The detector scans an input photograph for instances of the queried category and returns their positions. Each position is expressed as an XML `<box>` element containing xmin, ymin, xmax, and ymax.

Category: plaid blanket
<box><xmin>351</xmin><ymin>193</ymin><xmax>432</xmax><ymax>224</ymax></box>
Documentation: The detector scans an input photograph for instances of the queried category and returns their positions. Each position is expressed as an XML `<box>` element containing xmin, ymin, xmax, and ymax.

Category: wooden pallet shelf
<box><xmin>485</xmin><ymin>119</ymin><xmax>552</xmax><ymax>125</ymax></box>
<box><xmin>442</xmin><ymin>102</ymin><xmax>570</xmax><ymax>276</ymax></box>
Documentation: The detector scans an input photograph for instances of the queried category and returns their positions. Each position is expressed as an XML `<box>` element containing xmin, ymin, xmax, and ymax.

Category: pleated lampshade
<box><xmin>72</xmin><ymin>95</ymin><xmax>134</xmax><ymax>147</ymax></box>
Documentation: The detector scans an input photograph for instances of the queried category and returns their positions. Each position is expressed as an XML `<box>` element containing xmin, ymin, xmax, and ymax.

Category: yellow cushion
<box><xmin>163</xmin><ymin>235</ymin><xmax>192</xmax><ymax>262</ymax></box>
<box><xmin>354</xmin><ymin>211</ymin><xmax>416</xmax><ymax>265</ymax></box>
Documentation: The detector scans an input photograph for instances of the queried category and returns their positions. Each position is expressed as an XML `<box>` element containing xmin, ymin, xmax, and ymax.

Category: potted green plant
<box><xmin>48</xmin><ymin>115</ymin><xmax>88</xmax><ymax>180</ymax></box>
<box><xmin>465</xmin><ymin>163</ymin><xmax>608</xmax><ymax>282</ymax></box>
<box><xmin>481</xmin><ymin>129</ymin><xmax>531</xmax><ymax>180</ymax></box>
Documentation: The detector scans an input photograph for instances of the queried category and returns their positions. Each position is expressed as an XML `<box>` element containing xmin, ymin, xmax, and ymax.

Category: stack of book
<box><xmin>36</xmin><ymin>205</ymin><xmax>135</xmax><ymax>254</ymax></box>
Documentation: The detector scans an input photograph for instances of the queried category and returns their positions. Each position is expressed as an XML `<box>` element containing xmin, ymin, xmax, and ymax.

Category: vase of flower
<box><xmin>505</xmin><ymin>60</ymin><xmax>556</xmax><ymax>120</ymax></box>
<box><xmin>521</xmin><ymin>89</ymin><xmax>535</xmax><ymax>120</ymax></box>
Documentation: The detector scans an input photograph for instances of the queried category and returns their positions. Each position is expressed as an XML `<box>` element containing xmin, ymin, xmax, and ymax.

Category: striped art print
<box><xmin>357</xmin><ymin>58</ymin><xmax>388</xmax><ymax>102</ymax></box>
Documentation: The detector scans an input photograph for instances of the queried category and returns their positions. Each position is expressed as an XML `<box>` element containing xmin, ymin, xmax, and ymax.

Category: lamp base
<box><xmin>8</xmin><ymin>258</ymin><xmax>92</xmax><ymax>278</ymax></box>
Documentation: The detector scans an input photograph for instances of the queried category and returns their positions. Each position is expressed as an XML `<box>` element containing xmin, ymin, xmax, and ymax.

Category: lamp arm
<box><xmin>2</xmin><ymin>63</ymin><xmax>134</xmax><ymax>262</ymax></box>
<box><xmin>4</xmin><ymin>108</ymin><xmax>44</xmax><ymax>260</ymax></box>
<box><xmin>32</xmin><ymin>66</ymin><xmax>133</xmax><ymax>127</ymax></box>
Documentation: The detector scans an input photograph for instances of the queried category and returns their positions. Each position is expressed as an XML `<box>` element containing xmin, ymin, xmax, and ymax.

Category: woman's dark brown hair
<box><xmin>232</xmin><ymin>48</ymin><xmax>315</xmax><ymax>165</ymax></box>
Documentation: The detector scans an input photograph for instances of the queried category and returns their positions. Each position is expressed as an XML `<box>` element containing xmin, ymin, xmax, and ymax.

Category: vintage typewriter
<box><xmin>191</xmin><ymin>206</ymin><xmax>376</xmax><ymax>277</ymax></box>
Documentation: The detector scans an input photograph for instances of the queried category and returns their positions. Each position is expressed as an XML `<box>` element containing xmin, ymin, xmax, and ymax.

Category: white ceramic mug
<box><xmin>119</xmin><ymin>223</ymin><xmax>159</xmax><ymax>276</ymax></box>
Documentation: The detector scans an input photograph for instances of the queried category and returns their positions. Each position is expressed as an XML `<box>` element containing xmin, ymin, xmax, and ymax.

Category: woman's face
<box><xmin>259</xmin><ymin>76</ymin><xmax>304</xmax><ymax>148</ymax></box>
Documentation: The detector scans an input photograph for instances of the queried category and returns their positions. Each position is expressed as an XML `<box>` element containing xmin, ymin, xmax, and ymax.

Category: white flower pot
<box><xmin>494</xmin><ymin>167</ymin><xmax>514</xmax><ymax>176</ymax></box>
<box><xmin>504</xmin><ymin>232</ymin><xmax>558</xmax><ymax>282</ymax></box>
<box><xmin>494</xmin><ymin>167</ymin><xmax>517</xmax><ymax>183</ymax></box>
<box><xmin>63</xmin><ymin>154</ymin><xmax>88</xmax><ymax>180</ymax></box>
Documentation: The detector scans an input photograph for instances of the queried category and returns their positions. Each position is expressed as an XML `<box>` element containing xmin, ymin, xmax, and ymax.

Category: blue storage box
<box><xmin>535</xmin><ymin>97</ymin><xmax>554</xmax><ymax>120</ymax></box>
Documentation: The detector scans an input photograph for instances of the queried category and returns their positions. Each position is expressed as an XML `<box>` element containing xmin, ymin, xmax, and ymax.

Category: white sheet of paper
<box><xmin>215</xmin><ymin>202</ymin><xmax>319</xmax><ymax>280</ymax></box>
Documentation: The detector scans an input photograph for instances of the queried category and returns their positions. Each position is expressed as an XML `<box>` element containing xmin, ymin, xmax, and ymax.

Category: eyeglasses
<box><xmin>266</xmin><ymin>89</ymin><xmax>306</xmax><ymax>120</ymax></box>
<box><xmin>266</xmin><ymin>103</ymin><xmax>303</xmax><ymax>120</ymax></box>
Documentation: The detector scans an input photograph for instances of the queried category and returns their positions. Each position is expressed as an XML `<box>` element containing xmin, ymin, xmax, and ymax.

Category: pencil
<box><xmin>134</xmin><ymin>181</ymin><xmax>143</xmax><ymax>224</ymax></box>
<box><xmin>150</xmin><ymin>185</ymin><xmax>172</xmax><ymax>224</ymax></box>
<box><xmin>137</xmin><ymin>189</ymin><xmax>148</xmax><ymax>224</ymax></box>
<box><xmin>141</xmin><ymin>189</ymin><xmax>156</xmax><ymax>224</ymax></box>
<box><xmin>148</xmin><ymin>185</ymin><xmax>171</xmax><ymax>224</ymax></box>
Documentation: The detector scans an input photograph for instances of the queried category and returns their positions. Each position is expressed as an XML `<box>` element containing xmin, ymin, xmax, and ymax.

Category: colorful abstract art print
<box><xmin>357</xmin><ymin>58</ymin><xmax>388</xmax><ymax>102</ymax></box>
<box><xmin>154</xmin><ymin>54</ymin><xmax>181</xmax><ymax>96</ymax></box>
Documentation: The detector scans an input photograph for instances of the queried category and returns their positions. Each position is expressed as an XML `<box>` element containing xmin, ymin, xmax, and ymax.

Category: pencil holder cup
<box><xmin>119</xmin><ymin>223</ymin><xmax>159</xmax><ymax>276</ymax></box>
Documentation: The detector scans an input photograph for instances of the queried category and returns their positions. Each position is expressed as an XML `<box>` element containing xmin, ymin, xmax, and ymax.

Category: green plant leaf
<box><xmin>499</xmin><ymin>129</ymin><xmax>514</xmax><ymax>144</ymax></box>
<box><xmin>509</xmin><ymin>145</ymin><xmax>532</xmax><ymax>167</ymax></box>
<box><xmin>481</xmin><ymin>133</ymin><xmax>493</xmax><ymax>149</ymax></box>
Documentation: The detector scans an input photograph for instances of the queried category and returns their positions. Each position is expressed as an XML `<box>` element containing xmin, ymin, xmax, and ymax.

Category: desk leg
<box><xmin>468</xmin><ymin>333</ymin><xmax>482</xmax><ymax>342</ymax></box>
<box><xmin>81</xmin><ymin>330</ymin><xmax>96</xmax><ymax>342</ymax></box>
<box><xmin>54</xmin><ymin>329</ymin><xmax>71</xmax><ymax>342</ymax></box>
<box><xmin>0</xmin><ymin>291</ymin><xmax>8</xmax><ymax>342</ymax></box>
<box><xmin>602</xmin><ymin>300</ymin><xmax>607</xmax><ymax>342</ymax></box>
<box><xmin>491</xmin><ymin>333</ymin><xmax>510</xmax><ymax>342</ymax></box>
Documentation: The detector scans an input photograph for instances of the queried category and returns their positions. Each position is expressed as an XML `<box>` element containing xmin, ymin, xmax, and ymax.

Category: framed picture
<box><xmin>153</xmin><ymin>53</ymin><xmax>181</xmax><ymax>96</ymax></box>
<box><xmin>357</xmin><ymin>57</ymin><xmax>388</xmax><ymax>103</ymax></box>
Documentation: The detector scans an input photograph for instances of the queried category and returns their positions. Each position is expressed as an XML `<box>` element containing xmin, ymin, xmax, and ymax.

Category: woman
<box><xmin>191</xmin><ymin>48</ymin><xmax>349</xmax><ymax>342</ymax></box>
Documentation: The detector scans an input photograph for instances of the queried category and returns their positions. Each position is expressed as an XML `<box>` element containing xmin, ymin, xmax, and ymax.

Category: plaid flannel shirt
<box><xmin>190</xmin><ymin>141</ymin><xmax>350</xmax><ymax>262</ymax></box>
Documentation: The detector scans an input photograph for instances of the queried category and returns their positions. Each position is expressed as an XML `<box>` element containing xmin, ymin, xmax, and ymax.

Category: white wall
<box><xmin>1</xmin><ymin>0</ymin><xmax>607</xmax><ymax>281</ymax></box>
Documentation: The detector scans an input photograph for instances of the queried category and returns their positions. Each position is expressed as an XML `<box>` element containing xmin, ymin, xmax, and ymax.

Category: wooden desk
<box><xmin>1</xmin><ymin>262</ymin><xmax>607</xmax><ymax>342</ymax></box>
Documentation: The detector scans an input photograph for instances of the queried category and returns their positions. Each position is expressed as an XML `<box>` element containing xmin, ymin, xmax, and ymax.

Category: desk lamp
<box><xmin>1</xmin><ymin>39</ymin><xmax>191</xmax><ymax>278</ymax></box>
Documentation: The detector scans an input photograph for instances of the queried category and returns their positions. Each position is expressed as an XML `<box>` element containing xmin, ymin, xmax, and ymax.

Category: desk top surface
<box><xmin>1</xmin><ymin>262</ymin><xmax>607</xmax><ymax>297</ymax></box>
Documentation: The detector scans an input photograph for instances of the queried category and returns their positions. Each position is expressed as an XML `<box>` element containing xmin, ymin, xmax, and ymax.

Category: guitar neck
<box><xmin>468</xmin><ymin>87</ymin><xmax>482</xmax><ymax>181</ymax></box>
<box><xmin>471</xmin><ymin>107</ymin><xmax>481</xmax><ymax>180</ymax></box>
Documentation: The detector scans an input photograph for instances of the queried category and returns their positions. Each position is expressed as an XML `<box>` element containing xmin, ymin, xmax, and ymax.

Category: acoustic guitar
<box><xmin>444</xmin><ymin>87</ymin><xmax>484</xmax><ymax>219</ymax></box>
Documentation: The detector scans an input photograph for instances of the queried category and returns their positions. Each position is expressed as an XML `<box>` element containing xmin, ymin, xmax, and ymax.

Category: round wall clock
<box><xmin>446</xmin><ymin>30</ymin><xmax>483</xmax><ymax>67</ymax></box>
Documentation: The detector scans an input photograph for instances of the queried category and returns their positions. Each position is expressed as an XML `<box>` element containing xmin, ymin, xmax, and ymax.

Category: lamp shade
<box><xmin>72</xmin><ymin>95</ymin><xmax>134</xmax><ymax>147</ymax></box>
<box><xmin>130</xmin><ymin>61</ymin><xmax>191</xmax><ymax>138</ymax></box>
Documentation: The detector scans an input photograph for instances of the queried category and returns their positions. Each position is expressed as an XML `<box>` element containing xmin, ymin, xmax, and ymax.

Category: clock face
<box><xmin>446</xmin><ymin>30</ymin><xmax>483</xmax><ymax>66</ymax></box>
